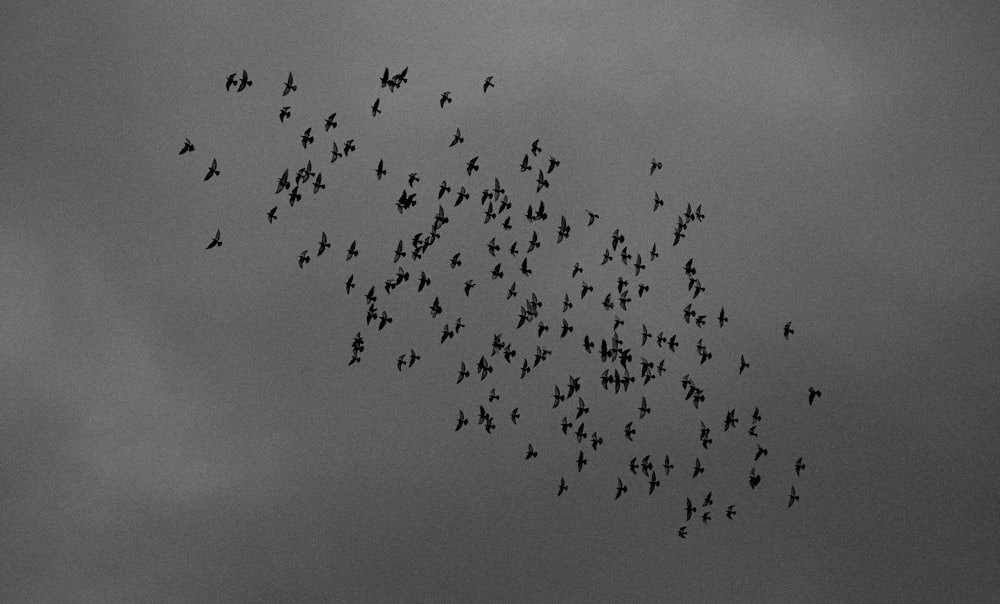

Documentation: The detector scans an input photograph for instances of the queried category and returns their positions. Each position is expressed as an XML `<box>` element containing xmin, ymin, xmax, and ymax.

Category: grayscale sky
<box><xmin>2</xmin><ymin>1</ymin><xmax>998</xmax><ymax>602</ymax></box>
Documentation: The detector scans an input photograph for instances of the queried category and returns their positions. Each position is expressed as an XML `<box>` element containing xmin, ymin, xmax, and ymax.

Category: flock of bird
<box><xmin>182</xmin><ymin>66</ymin><xmax>826</xmax><ymax>538</ymax></box>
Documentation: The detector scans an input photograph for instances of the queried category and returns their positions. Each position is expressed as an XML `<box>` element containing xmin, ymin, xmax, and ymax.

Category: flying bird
<box><xmin>297</xmin><ymin>250</ymin><xmax>310</xmax><ymax>268</ymax></box>
<box><xmin>179</xmin><ymin>138</ymin><xmax>194</xmax><ymax>154</ymax></box>
<box><xmin>615</xmin><ymin>477</ymin><xmax>628</xmax><ymax>500</ymax></box>
<box><xmin>317</xmin><ymin>232</ymin><xmax>331</xmax><ymax>255</ymax></box>
<box><xmin>376</xmin><ymin>159</ymin><xmax>386</xmax><ymax>180</ymax></box>
<box><xmin>225</xmin><ymin>72</ymin><xmax>238</xmax><ymax>91</ymax></box>
<box><xmin>205</xmin><ymin>230</ymin><xmax>221</xmax><ymax>249</ymax></box>
<box><xmin>808</xmin><ymin>387</ymin><xmax>822</xmax><ymax>405</ymax></box>
<box><xmin>795</xmin><ymin>457</ymin><xmax>806</xmax><ymax>476</ymax></box>
<box><xmin>371</xmin><ymin>98</ymin><xmax>381</xmax><ymax>116</ymax></box>
<box><xmin>650</xmin><ymin>158</ymin><xmax>662</xmax><ymax>174</ymax></box>
<box><xmin>466</xmin><ymin>156</ymin><xmax>479</xmax><ymax>176</ymax></box>
<box><xmin>784</xmin><ymin>322</ymin><xmax>794</xmax><ymax>339</ymax></box>
<box><xmin>483</xmin><ymin>76</ymin><xmax>494</xmax><ymax>92</ymax></box>
<box><xmin>455</xmin><ymin>410</ymin><xmax>468</xmax><ymax>431</ymax></box>
<box><xmin>237</xmin><ymin>69</ymin><xmax>252</xmax><ymax>91</ymax></box>
<box><xmin>282</xmin><ymin>72</ymin><xmax>296</xmax><ymax>95</ymax></box>
<box><xmin>450</xmin><ymin>127</ymin><xmax>464</xmax><ymax>147</ymax></box>
<box><xmin>279</xmin><ymin>106</ymin><xmax>291</xmax><ymax>122</ymax></box>
<box><xmin>557</xmin><ymin>477</ymin><xmax>567</xmax><ymax>496</ymax></box>
<box><xmin>739</xmin><ymin>354</ymin><xmax>749</xmax><ymax>375</ymax></box>
<box><xmin>324</xmin><ymin>113</ymin><xmax>338</xmax><ymax>130</ymax></box>
<box><xmin>788</xmin><ymin>485</ymin><xmax>800</xmax><ymax>507</ymax></box>
<box><xmin>204</xmin><ymin>158</ymin><xmax>219</xmax><ymax>181</ymax></box>
<box><xmin>440</xmin><ymin>91</ymin><xmax>452</xmax><ymax>107</ymax></box>
<box><xmin>267</xmin><ymin>206</ymin><xmax>277</xmax><ymax>223</ymax></box>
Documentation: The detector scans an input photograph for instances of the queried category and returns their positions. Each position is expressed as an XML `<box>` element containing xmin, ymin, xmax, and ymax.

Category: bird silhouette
<box><xmin>784</xmin><ymin>322</ymin><xmax>794</xmax><ymax>339</ymax></box>
<box><xmin>739</xmin><ymin>354</ymin><xmax>749</xmax><ymax>375</ymax></box>
<box><xmin>179</xmin><ymin>138</ymin><xmax>194</xmax><ymax>154</ymax></box>
<box><xmin>795</xmin><ymin>457</ymin><xmax>806</xmax><ymax>476</ymax></box>
<box><xmin>483</xmin><ymin>76</ymin><xmax>494</xmax><ymax>92</ymax></box>
<box><xmin>371</xmin><ymin>98</ymin><xmax>381</xmax><ymax>116</ymax></box>
<box><xmin>225</xmin><ymin>73</ymin><xmax>238</xmax><ymax>91</ymax></box>
<box><xmin>455</xmin><ymin>410</ymin><xmax>468</xmax><ymax>431</ymax></box>
<box><xmin>317</xmin><ymin>232</ymin><xmax>331</xmax><ymax>255</ymax></box>
<box><xmin>282</xmin><ymin>72</ymin><xmax>296</xmax><ymax>95</ymax></box>
<box><xmin>808</xmin><ymin>387</ymin><xmax>822</xmax><ymax>405</ymax></box>
<box><xmin>615</xmin><ymin>477</ymin><xmax>628</xmax><ymax>499</ymax></box>
<box><xmin>375</xmin><ymin>159</ymin><xmax>386</xmax><ymax>180</ymax></box>
<box><xmin>440</xmin><ymin>91</ymin><xmax>452</xmax><ymax>107</ymax></box>
<box><xmin>204</xmin><ymin>158</ymin><xmax>219</xmax><ymax>181</ymax></box>
<box><xmin>237</xmin><ymin>69</ymin><xmax>252</xmax><ymax>91</ymax></box>
<box><xmin>324</xmin><ymin>113</ymin><xmax>338</xmax><ymax>130</ymax></box>
<box><xmin>650</xmin><ymin>158</ymin><xmax>662</xmax><ymax>174</ymax></box>
<box><xmin>205</xmin><ymin>230</ymin><xmax>221</xmax><ymax>249</ymax></box>
<box><xmin>788</xmin><ymin>485</ymin><xmax>800</xmax><ymax>507</ymax></box>
<box><xmin>466</xmin><ymin>156</ymin><xmax>479</xmax><ymax>176</ymax></box>
<box><xmin>279</xmin><ymin>106</ymin><xmax>291</xmax><ymax>122</ymax></box>
<box><xmin>557</xmin><ymin>477</ymin><xmax>567</xmax><ymax>496</ymax></box>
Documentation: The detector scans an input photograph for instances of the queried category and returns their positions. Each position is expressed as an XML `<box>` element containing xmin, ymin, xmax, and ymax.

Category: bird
<box><xmin>726</xmin><ymin>505</ymin><xmax>736</xmax><ymax>519</ymax></box>
<box><xmin>455</xmin><ymin>410</ymin><xmax>468</xmax><ymax>431</ymax></box>
<box><xmin>536</xmin><ymin>170</ymin><xmax>549</xmax><ymax>193</ymax></box>
<box><xmin>324</xmin><ymin>113</ymin><xmax>338</xmax><ymax>130</ymax></box>
<box><xmin>788</xmin><ymin>485</ymin><xmax>800</xmax><ymax>507</ymax></box>
<box><xmin>466</xmin><ymin>156</ymin><xmax>479</xmax><ymax>176</ymax></box>
<box><xmin>279</xmin><ymin>106</ymin><xmax>291</xmax><ymax>122</ymax></box>
<box><xmin>678</xmin><ymin>527</ymin><xmax>687</xmax><ymax>539</ymax></box>
<box><xmin>525</xmin><ymin>443</ymin><xmax>537</xmax><ymax>459</ymax></box>
<box><xmin>576</xmin><ymin>451</ymin><xmax>587</xmax><ymax>472</ymax></box>
<box><xmin>755</xmin><ymin>445</ymin><xmax>768</xmax><ymax>461</ymax></box>
<box><xmin>624</xmin><ymin>421</ymin><xmax>636</xmax><ymax>441</ymax></box>
<box><xmin>371</xmin><ymin>98</ymin><xmax>381</xmax><ymax>117</ymax></box>
<box><xmin>547</xmin><ymin>156</ymin><xmax>560</xmax><ymax>173</ymax></box>
<box><xmin>237</xmin><ymin>69</ymin><xmax>252</xmax><ymax>91</ymax></box>
<box><xmin>586</xmin><ymin>211</ymin><xmax>599</xmax><ymax>226</ymax></box>
<box><xmin>650</xmin><ymin>158</ymin><xmax>662</xmax><ymax>175</ymax></box>
<box><xmin>784</xmin><ymin>321</ymin><xmax>794</xmax><ymax>340</ymax></box>
<box><xmin>408</xmin><ymin>172</ymin><xmax>420</xmax><ymax>187</ymax></box>
<box><xmin>557</xmin><ymin>477</ymin><xmax>567</xmax><ymax>496</ymax></box>
<box><xmin>693</xmin><ymin>458</ymin><xmax>704</xmax><ymax>478</ymax></box>
<box><xmin>317</xmin><ymin>232</ymin><xmax>331</xmax><ymax>255</ymax></box>
<box><xmin>345</xmin><ymin>275</ymin><xmax>354</xmax><ymax>294</ymax></box>
<box><xmin>662</xmin><ymin>455</ymin><xmax>674</xmax><ymax>475</ymax></box>
<box><xmin>718</xmin><ymin>307</ymin><xmax>728</xmax><ymax>327</ymax></box>
<box><xmin>450</xmin><ymin>128</ymin><xmax>464</xmax><ymax>147</ymax></box>
<box><xmin>511</xmin><ymin>408</ymin><xmax>520</xmax><ymax>425</ymax></box>
<box><xmin>653</xmin><ymin>191</ymin><xmax>664</xmax><ymax>211</ymax></box>
<box><xmin>282</xmin><ymin>72</ymin><xmax>296</xmax><ymax>95</ymax></box>
<box><xmin>346</xmin><ymin>240</ymin><xmax>358</xmax><ymax>260</ymax></box>
<box><xmin>739</xmin><ymin>354</ymin><xmax>749</xmax><ymax>375</ymax></box>
<box><xmin>795</xmin><ymin>457</ymin><xmax>806</xmax><ymax>476</ymax></box>
<box><xmin>456</xmin><ymin>361</ymin><xmax>470</xmax><ymax>383</ymax></box>
<box><xmin>440</xmin><ymin>91</ymin><xmax>452</xmax><ymax>107</ymax></box>
<box><xmin>615</xmin><ymin>477</ymin><xmax>628</xmax><ymax>500</ymax></box>
<box><xmin>179</xmin><ymin>138</ymin><xmax>194</xmax><ymax>154</ymax></box>
<box><xmin>648</xmin><ymin>471</ymin><xmax>660</xmax><ymax>494</ymax></box>
<box><xmin>225</xmin><ymin>72</ymin><xmax>238</xmax><ymax>91</ymax></box>
<box><xmin>205</xmin><ymin>230</ymin><xmax>222</xmax><ymax>249</ymax></box>
<box><xmin>685</xmin><ymin>498</ymin><xmax>697</xmax><ymax>521</ymax></box>
<box><xmin>379</xmin><ymin>67</ymin><xmax>391</xmax><ymax>88</ymax></box>
<box><xmin>483</xmin><ymin>76</ymin><xmax>494</xmax><ymax>92</ymax></box>
<box><xmin>312</xmin><ymin>173</ymin><xmax>325</xmax><ymax>194</ymax></box>
<box><xmin>808</xmin><ymin>387</ymin><xmax>822</xmax><ymax>405</ymax></box>
<box><xmin>204</xmin><ymin>158</ymin><xmax>219</xmax><ymax>181</ymax></box>
<box><xmin>531</xmin><ymin>139</ymin><xmax>541</xmax><ymax>156</ymax></box>
<box><xmin>375</xmin><ymin>159</ymin><xmax>386</xmax><ymax>180</ymax></box>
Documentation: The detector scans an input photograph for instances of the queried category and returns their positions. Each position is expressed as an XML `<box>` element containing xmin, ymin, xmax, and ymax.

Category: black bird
<box><xmin>455</xmin><ymin>410</ymin><xmax>468</xmax><ymax>431</ymax></box>
<box><xmin>648</xmin><ymin>471</ymin><xmax>660</xmax><ymax>494</ymax></box>
<box><xmin>752</xmin><ymin>406</ymin><xmax>762</xmax><ymax>424</ymax></box>
<box><xmin>298</xmin><ymin>250</ymin><xmax>310</xmax><ymax>268</ymax></box>
<box><xmin>638</xmin><ymin>397</ymin><xmax>651</xmax><ymax>419</ymax></box>
<box><xmin>279</xmin><ymin>106</ymin><xmax>291</xmax><ymax>122</ymax></box>
<box><xmin>586</xmin><ymin>210</ymin><xmax>599</xmax><ymax>226</ymax></box>
<box><xmin>345</xmin><ymin>275</ymin><xmax>355</xmax><ymax>294</ymax></box>
<box><xmin>749</xmin><ymin>468</ymin><xmax>761</xmax><ymax>489</ymax></box>
<box><xmin>267</xmin><ymin>207</ymin><xmax>277</xmax><ymax>223</ymax></box>
<box><xmin>650</xmin><ymin>158</ymin><xmax>662</xmax><ymax>174</ymax></box>
<box><xmin>520</xmin><ymin>258</ymin><xmax>532</xmax><ymax>276</ymax></box>
<box><xmin>330</xmin><ymin>141</ymin><xmax>342</xmax><ymax>163</ymax></box>
<box><xmin>511</xmin><ymin>408</ymin><xmax>520</xmax><ymax>425</ymax></box>
<box><xmin>525</xmin><ymin>443</ymin><xmax>537</xmax><ymax>459</ymax></box>
<box><xmin>591</xmin><ymin>432</ymin><xmax>603</xmax><ymax>450</ymax></box>
<box><xmin>703</xmin><ymin>492</ymin><xmax>713</xmax><ymax>507</ymax></box>
<box><xmin>653</xmin><ymin>191</ymin><xmax>664</xmax><ymax>211</ymax></box>
<box><xmin>483</xmin><ymin>76</ymin><xmax>494</xmax><ymax>92</ymax></box>
<box><xmin>693</xmin><ymin>458</ymin><xmax>704</xmax><ymax>478</ymax></box>
<box><xmin>346</xmin><ymin>240</ymin><xmax>358</xmax><ymax>260</ymax></box>
<box><xmin>206</xmin><ymin>230</ymin><xmax>221</xmax><ymax>249</ymax></box>
<box><xmin>317</xmin><ymin>232</ymin><xmax>331</xmax><ymax>256</ymax></box>
<box><xmin>204</xmin><ymin>158</ymin><xmax>219</xmax><ymax>181</ymax></box>
<box><xmin>678</xmin><ymin>527</ymin><xmax>687</xmax><ymax>539</ymax></box>
<box><xmin>179</xmin><ymin>138</ymin><xmax>194</xmax><ymax>154</ymax></box>
<box><xmin>536</xmin><ymin>170</ymin><xmax>549</xmax><ymax>193</ymax></box>
<box><xmin>371</xmin><ymin>98</ymin><xmax>381</xmax><ymax>116</ymax></box>
<box><xmin>615</xmin><ymin>477</ymin><xmax>628</xmax><ymax>500</ymax></box>
<box><xmin>739</xmin><ymin>354</ymin><xmax>749</xmax><ymax>375</ymax></box>
<box><xmin>450</xmin><ymin>253</ymin><xmax>462</xmax><ymax>268</ymax></box>
<box><xmin>408</xmin><ymin>172</ymin><xmax>420</xmax><ymax>187</ymax></box>
<box><xmin>726</xmin><ymin>505</ymin><xmax>736</xmax><ymax>519</ymax></box>
<box><xmin>417</xmin><ymin>271</ymin><xmax>430</xmax><ymax>292</ymax></box>
<box><xmin>438</xmin><ymin>180</ymin><xmax>451</xmax><ymax>199</ymax></box>
<box><xmin>450</xmin><ymin>127</ymin><xmax>464</xmax><ymax>147</ymax></box>
<box><xmin>455</xmin><ymin>186</ymin><xmax>469</xmax><ymax>206</ymax></box>
<box><xmin>379</xmin><ymin>67</ymin><xmax>391</xmax><ymax>88</ymax></box>
<box><xmin>237</xmin><ymin>70</ymin><xmax>252</xmax><ymax>91</ymax></box>
<box><xmin>464</xmin><ymin>280</ymin><xmax>476</xmax><ymax>296</ymax></box>
<box><xmin>788</xmin><ymin>485</ymin><xmax>800</xmax><ymax>507</ymax></box>
<box><xmin>576</xmin><ymin>451</ymin><xmax>587</xmax><ymax>472</ymax></box>
<box><xmin>662</xmin><ymin>455</ymin><xmax>674</xmax><ymax>475</ymax></box>
<box><xmin>439</xmin><ymin>91</ymin><xmax>452</xmax><ymax>107</ymax></box>
<box><xmin>324</xmin><ymin>113</ymin><xmax>337</xmax><ymax>130</ymax></box>
<box><xmin>557</xmin><ymin>477</ymin><xmax>567</xmax><ymax>496</ymax></box>
<box><xmin>784</xmin><ymin>321</ymin><xmax>794</xmax><ymax>340</ymax></box>
<box><xmin>311</xmin><ymin>173</ymin><xmax>325</xmax><ymax>194</ymax></box>
<box><xmin>718</xmin><ymin>307</ymin><xmax>728</xmax><ymax>328</ymax></box>
<box><xmin>519</xmin><ymin>154</ymin><xmax>531</xmax><ymax>172</ymax></box>
<box><xmin>624</xmin><ymin>421</ymin><xmax>636</xmax><ymax>441</ymax></box>
<box><xmin>702</xmin><ymin>512</ymin><xmax>711</xmax><ymax>525</ymax></box>
<box><xmin>547</xmin><ymin>156</ymin><xmax>560</xmax><ymax>173</ymax></box>
<box><xmin>808</xmin><ymin>387</ymin><xmax>822</xmax><ymax>405</ymax></box>
<box><xmin>343</xmin><ymin>139</ymin><xmax>355</xmax><ymax>155</ymax></box>
<box><xmin>376</xmin><ymin>159</ymin><xmax>386</xmax><ymax>180</ymax></box>
<box><xmin>456</xmin><ymin>361</ymin><xmax>470</xmax><ymax>383</ymax></box>
<box><xmin>225</xmin><ymin>72</ymin><xmax>238</xmax><ymax>91</ymax></box>
<box><xmin>755</xmin><ymin>445</ymin><xmax>768</xmax><ymax>461</ymax></box>
<box><xmin>282</xmin><ymin>72</ymin><xmax>296</xmax><ymax>96</ymax></box>
<box><xmin>795</xmin><ymin>457</ymin><xmax>806</xmax><ymax>475</ymax></box>
<box><xmin>685</xmin><ymin>498</ymin><xmax>697</xmax><ymax>521</ymax></box>
<box><xmin>466</xmin><ymin>156</ymin><xmax>479</xmax><ymax>176</ymax></box>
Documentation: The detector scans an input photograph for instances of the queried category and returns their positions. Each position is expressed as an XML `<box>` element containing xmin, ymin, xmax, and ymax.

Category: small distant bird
<box><xmin>466</xmin><ymin>156</ymin><xmax>479</xmax><ymax>176</ymax></box>
<box><xmin>225</xmin><ymin>72</ymin><xmax>238</xmax><ymax>91</ymax></box>
<box><xmin>179</xmin><ymin>138</ymin><xmax>194</xmax><ymax>154</ymax></box>
<box><xmin>455</xmin><ymin>410</ymin><xmax>468</xmax><ymax>431</ymax></box>
<box><xmin>317</xmin><ymin>232</ymin><xmax>331</xmax><ymax>256</ymax></box>
<box><xmin>587</xmin><ymin>210</ymin><xmax>599</xmax><ymax>226</ymax></box>
<box><xmin>624</xmin><ymin>421</ymin><xmax>635</xmax><ymax>441</ymax></box>
<box><xmin>576</xmin><ymin>451</ymin><xmax>587</xmax><ymax>472</ymax></box>
<box><xmin>726</xmin><ymin>505</ymin><xmax>736</xmax><ymax>519</ymax></box>
<box><xmin>650</xmin><ymin>158</ymin><xmax>662</xmax><ymax>175</ymax></box>
<box><xmin>408</xmin><ymin>172</ymin><xmax>420</xmax><ymax>187</ymax></box>
<box><xmin>204</xmin><ymin>158</ymin><xmax>219</xmax><ymax>181</ymax></box>
<box><xmin>312</xmin><ymin>173</ymin><xmax>325</xmax><ymax>194</ymax></box>
<box><xmin>376</xmin><ymin>159</ymin><xmax>386</xmax><ymax>180</ymax></box>
<box><xmin>345</xmin><ymin>275</ymin><xmax>354</xmax><ymax>294</ymax></box>
<box><xmin>547</xmin><ymin>156</ymin><xmax>560</xmax><ymax>173</ymax></box>
<box><xmin>531</xmin><ymin>139</ymin><xmax>542</xmax><ymax>156</ymax></box>
<box><xmin>653</xmin><ymin>191</ymin><xmax>664</xmax><ymax>211</ymax></box>
<box><xmin>371</xmin><ymin>98</ymin><xmax>381</xmax><ymax>116</ymax></box>
<box><xmin>511</xmin><ymin>408</ymin><xmax>520</xmax><ymax>425</ymax></box>
<box><xmin>648</xmin><ymin>471</ymin><xmax>660</xmax><ymax>495</ymax></box>
<box><xmin>808</xmin><ymin>387</ymin><xmax>822</xmax><ymax>405</ymax></box>
<box><xmin>297</xmin><ymin>250</ymin><xmax>310</xmax><ymax>268</ymax></box>
<box><xmin>205</xmin><ymin>230</ymin><xmax>222</xmax><ymax>249</ymax></box>
<box><xmin>279</xmin><ymin>106</ymin><xmax>291</xmax><ymax>122</ymax></box>
<box><xmin>282</xmin><ymin>72</ymin><xmax>296</xmax><ymax>96</ymax></box>
<box><xmin>450</xmin><ymin>127</ymin><xmax>464</xmax><ymax>147</ymax></box>
<box><xmin>440</xmin><ymin>91</ymin><xmax>452</xmax><ymax>107</ymax></box>
<box><xmin>267</xmin><ymin>207</ymin><xmax>277</xmax><ymax>223</ymax></box>
<box><xmin>557</xmin><ymin>477</ymin><xmax>567</xmax><ymax>496</ymax></box>
<box><xmin>795</xmin><ymin>457</ymin><xmax>806</xmax><ymax>476</ymax></box>
<box><xmin>784</xmin><ymin>321</ymin><xmax>794</xmax><ymax>339</ymax></box>
<box><xmin>525</xmin><ymin>443</ymin><xmax>537</xmax><ymax>459</ymax></box>
<box><xmin>324</xmin><ymin>113</ymin><xmax>338</xmax><ymax>130</ymax></box>
<box><xmin>739</xmin><ymin>354</ymin><xmax>749</xmax><ymax>375</ymax></box>
<box><xmin>237</xmin><ymin>69</ymin><xmax>252</xmax><ymax>91</ymax></box>
<box><xmin>693</xmin><ymin>457</ymin><xmax>704</xmax><ymax>478</ymax></box>
<box><xmin>685</xmin><ymin>497</ymin><xmax>697</xmax><ymax>521</ymax></box>
<box><xmin>301</xmin><ymin>128</ymin><xmax>314</xmax><ymax>148</ymax></box>
<box><xmin>788</xmin><ymin>485</ymin><xmax>800</xmax><ymax>507</ymax></box>
<box><xmin>483</xmin><ymin>76</ymin><xmax>494</xmax><ymax>92</ymax></box>
<box><xmin>615</xmin><ymin>477</ymin><xmax>628</xmax><ymax>500</ymax></box>
<box><xmin>678</xmin><ymin>526</ymin><xmax>687</xmax><ymax>539</ymax></box>
<box><xmin>718</xmin><ymin>307</ymin><xmax>728</xmax><ymax>328</ymax></box>
<box><xmin>755</xmin><ymin>445</ymin><xmax>768</xmax><ymax>461</ymax></box>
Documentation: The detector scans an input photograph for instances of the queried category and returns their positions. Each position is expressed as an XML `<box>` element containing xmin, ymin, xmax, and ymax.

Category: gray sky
<box><xmin>2</xmin><ymin>1</ymin><xmax>998</xmax><ymax>602</ymax></box>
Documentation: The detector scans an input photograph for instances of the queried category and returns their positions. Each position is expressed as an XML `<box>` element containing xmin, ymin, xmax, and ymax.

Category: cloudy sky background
<box><xmin>2</xmin><ymin>1</ymin><xmax>998</xmax><ymax>601</ymax></box>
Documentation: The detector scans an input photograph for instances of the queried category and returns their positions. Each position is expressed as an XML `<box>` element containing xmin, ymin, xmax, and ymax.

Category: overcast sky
<box><xmin>2</xmin><ymin>1</ymin><xmax>998</xmax><ymax>602</ymax></box>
